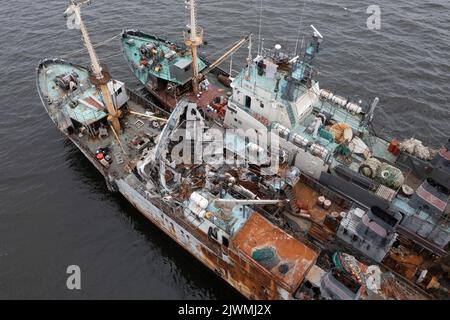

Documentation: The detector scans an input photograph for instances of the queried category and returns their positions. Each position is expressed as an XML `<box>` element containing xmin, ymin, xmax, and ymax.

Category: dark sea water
<box><xmin>0</xmin><ymin>0</ymin><xmax>448</xmax><ymax>299</ymax></box>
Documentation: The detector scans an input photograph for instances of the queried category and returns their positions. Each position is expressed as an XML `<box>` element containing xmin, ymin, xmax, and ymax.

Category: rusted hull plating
<box><xmin>116</xmin><ymin>178</ymin><xmax>295</xmax><ymax>300</ymax></box>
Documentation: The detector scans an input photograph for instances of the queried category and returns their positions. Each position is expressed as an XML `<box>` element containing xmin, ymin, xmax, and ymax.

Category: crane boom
<box><xmin>199</xmin><ymin>35</ymin><xmax>251</xmax><ymax>80</ymax></box>
<box><xmin>68</xmin><ymin>1</ymin><xmax>121</xmax><ymax>133</ymax></box>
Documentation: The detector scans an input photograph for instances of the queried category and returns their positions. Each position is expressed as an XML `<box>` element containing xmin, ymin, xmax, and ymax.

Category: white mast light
<box><xmin>311</xmin><ymin>25</ymin><xmax>323</xmax><ymax>39</ymax></box>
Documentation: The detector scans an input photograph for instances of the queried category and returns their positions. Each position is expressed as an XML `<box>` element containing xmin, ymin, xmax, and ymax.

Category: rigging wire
<box><xmin>294</xmin><ymin>0</ymin><xmax>307</xmax><ymax>56</ymax></box>
<box><xmin>257</xmin><ymin>0</ymin><xmax>264</xmax><ymax>57</ymax></box>
<box><xmin>100</xmin><ymin>52</ymin><xmax>125</xmax><ymax>61</ymax></box>
<box><xmin>61</xmin><ymin>32</ymin><xmax>122</xmax><ymax>58</ymax></box>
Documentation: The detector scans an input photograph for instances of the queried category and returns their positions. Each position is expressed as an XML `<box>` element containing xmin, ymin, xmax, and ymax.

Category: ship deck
<box><xmin>292</xmin><ymin>179</ymin><xmax>347</xmax><ymax>224</ymax></box>
<box><xmin>121</xmin><ymin>31</ymin><xmax>207</xmax><ymax>85</ymax></box>
<box><xmin>232</xmin><ymin>213</ymin><xmax>319</xmax><ymax>292</ymax></box>
<box><xmin>73</xmin><ymin>95</ymin><xmax>166</xmax><ymax>178</ymax></box>
<box><xmin>150</xmin><ymin>73</ymin><xmax>229</xmax><ymax>125</ymax></box>
<box><xmin>37</xmin><ymin>59</ymin><xmax>109</xmax><ymax>126</ymax></box>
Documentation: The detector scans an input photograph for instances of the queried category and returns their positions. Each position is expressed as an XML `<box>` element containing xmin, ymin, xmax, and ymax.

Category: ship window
<box><xmin>208</xmin><ymin>227</ymin><xmax>218</xmax><ymax>240</ymax></box>
<box><xmin>222</xmin><ymin>236</ymin><xmax>229</xmax><ymax>248</ymax></box>
<box><xmin>245</xmin><ymin>96</ymin><xmax>252</xmax><ymax>108</ymax></box>
<box><xmin>116</xmin><ymin>87</ymin><xmax>122</xmax><ymax>95</ymax></box>
<box><xmin>370</xmin><ymin>206</ymin><xmax>398</xmax><ymax>227</ymax></box>
<box><xmin>260</xmin><ymin>102</ymin><xmax>265</xmax><ymax>109</ymax></box>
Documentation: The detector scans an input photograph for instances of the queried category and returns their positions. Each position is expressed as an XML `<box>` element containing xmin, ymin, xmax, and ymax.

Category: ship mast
<box><xmin>67</xmin><ymin>0</ymin><xmax>121</xmax><ymax>133</ymax></box>
<box><xmin>184</xmin><ymin>0</ymin><xmax>203</xmax><ymax>94</ymax></box>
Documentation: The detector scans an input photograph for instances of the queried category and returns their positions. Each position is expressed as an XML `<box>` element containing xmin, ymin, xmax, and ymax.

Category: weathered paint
<box><xmin>232</xmin><ymin>213</ymin><xmax>319</xmax><ymax>293</ymax></box>
<box><xmin>116</xmin><ymin>178</ymin><xmax>302</xmax><ymax>300</ymax></box>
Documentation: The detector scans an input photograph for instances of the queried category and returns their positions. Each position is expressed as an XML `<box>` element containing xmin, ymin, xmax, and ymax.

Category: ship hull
<box><xmin>43</xmin><ymin>126</ymin><xmax>291</xmax><ymax>300</ymax></box>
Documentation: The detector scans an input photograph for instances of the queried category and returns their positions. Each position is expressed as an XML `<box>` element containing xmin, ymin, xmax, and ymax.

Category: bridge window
<box><xmin>208</xmin><ymin>227</ymin><xmax>218</xmax><ymax>240</ymax></box>
<box><xmin>222</xmin><ymin>236</ymin><xmax>229</xmax><ymax>248</ymax></box>
<box><xmin>245</xmin><ymin>95</ymin><xmax>252</xmax><ymax>108</ymax></box>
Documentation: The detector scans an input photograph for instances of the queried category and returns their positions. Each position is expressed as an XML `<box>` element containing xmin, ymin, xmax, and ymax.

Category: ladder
<box><xmin>286</xmin><ymin>104</ymin><xmax>297</xmax><ymax>127</ymax></box>
<box><xmin>285</xmin><ymin>186</ymin><xmax>299</xmax><ymax>214</ymax></box>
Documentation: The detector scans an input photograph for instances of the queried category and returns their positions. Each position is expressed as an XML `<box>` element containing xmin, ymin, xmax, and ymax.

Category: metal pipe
<box><xmin>214</xmin><ymin>199</ymin><xmax>289</xmax><ymax>206</ymax></box>
<box><xmin>110</xmin><ymin>124</ymin><xmax>127</xmax><ymax>157</ymax></box>
<box><xmin>129</xmin><ymin>111</ymin><xmax>168</xmax><ymax>122</ymax></box>
<box><xmin>367</xmin><ymin>97</ymin><xmax>379</xmax><ymax>124</ymax></box>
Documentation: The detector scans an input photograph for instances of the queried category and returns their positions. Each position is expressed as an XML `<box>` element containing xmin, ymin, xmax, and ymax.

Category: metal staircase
<box><xmin>285</xmin><ymin>186</ymin><xmax>299</xmax><ymax>214</ymax></box>
<box><xmin>286</xmin><ymin>104</ymin><xmax>297</xmax><ymax>127</ymax></box>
